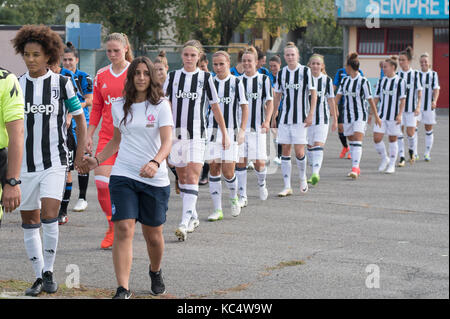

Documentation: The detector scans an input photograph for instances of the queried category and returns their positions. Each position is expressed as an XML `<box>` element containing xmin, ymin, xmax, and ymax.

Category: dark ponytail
<box><xmin>399</xmin><ymin>46</ymin><xmax>413</xmax><ymax>61</ymax></box>
<box><xmin>346</xmin><ymin>52</ymin><xmax>360</xmax><ymax>71</ymax></box>
<box><xmin>64</xmin><ymin>41</ymin><xmax>78</xmax><ymax>58</ymax></box>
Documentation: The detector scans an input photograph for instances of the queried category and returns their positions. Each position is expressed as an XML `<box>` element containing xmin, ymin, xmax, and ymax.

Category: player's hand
<box><xmin>304</xmin><ymin>114</ymin><xmax>313</xmax><ymax>128</ymax></box>
<box><xmin>75</xmin><ymin>155</ymin><xmax>89</xmax><ymax>174</ymax></box>
<box><xmin>395</xmin><ymin>114</ymin><xmax>402</xmax><ymax>125</ymax></box>
<box><xmin>82</xmin><ymin>155</ymin><xmax>98</xmax><ymax>171</ymax></box>
<box><xmin>431</xmin><ymin>101</ymin><xmax>437</xmax><ymax>110</ymax></box>
<box><xmin>222</xmin><ymin>134</ymin><xmax>231</xmax><ymax>150</ymax></box>
<box><xmin>261</xmin><ymin>121</ymin><xmax>270</xmax><ymax>134</ymax></box>
<box><xmin>331</xmin><ymin>119</ymin><xmax>338</xmax><ymax>132</ymax></box>
<box><xmin>1</xmin><ymin>184</ymin><xmax>21</xmax><ymax>213</ymax></box>
<box><xmin>85</xmin><ymin>136</ymin><xmax>93</xmax><ymax>156</ymax></box>
<box><xmin>375</xmin><ymin>116</ymin><xmax>382</xmax><ymax>128</ymax></box>
<box><xmin>140</xmin><ymin>161</ymin><xmax>158</xmax><ymax>178</ymax></box>
<box><xmin>237</xmin><ymin>129</ymin><xmax>245</xmax><ymax>146</ymax></box>
<box><xmin>414</xmin><ymin>108</ymin><xmax>421</xmax><ymax>116</ymax></box>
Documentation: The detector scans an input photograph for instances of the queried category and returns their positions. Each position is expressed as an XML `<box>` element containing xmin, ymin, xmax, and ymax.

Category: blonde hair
<box><xmin>105</xmin><ymin>32</ymin><xmax>134</xmax><ymax>62</ymax></box>
<box><xmin>242</xmin><ymin>46</ymin><xmax>258</xmax><ymax>62</ymax></box>
<box><xmin>183</xmin><ymin>40</ymin><xmax>204</xmax><ymax>55</ymax></box>
<box><xmin>385</xmin><ymin>55</ymin><xmax>398</xmax><ymax>70</ymax></box>
<box><xmin>284</xmin><ymin>42</ymin><xmax>300</xmax><ymax>55</ymax></box>
<box><xmin>212</xmin><ymin>50</ymin><xmax>231</xmax><ymax>63</ymax></box>
<box><xmin>308</xmin><ymin>54</ymin><xmax>327</xmax><ymax>75</ymax></box>
<box><xmin>154</xmin><ymin>50</ymin><xmax>168</xmax><ymax>69</ymax></box>
<box><xmin>420</xmin><ymin>52</ymin><xmax>430</xmax><ymax>59</ymax></box>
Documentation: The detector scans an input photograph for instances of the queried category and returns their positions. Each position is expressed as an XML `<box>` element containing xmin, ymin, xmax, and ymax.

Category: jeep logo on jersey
<box><xmin>219</xmin><ymin>97</ymin><xmax>232</xmax><ymax>104</ymax></box>
<box><xmin>246</xmin><ymin>92</ymin><xmax>261</xmax><ymax>100</ymax></box>
<box><xmin>382</xmin><ymin>89</ymin><xmax>395</xmax><ymax>96</ymax></box>
<box><xmin>176</xmin><ymin>90</ymin><xmax>198</xmax><ymax>100</ymax></box>
<box><xmin>105</xmin><ymin>95</ymin><xmax>120</xmax><ymax>105</ymax></box>
<box><xmin>285</xmin><ymin>83</ymin><xmax>301</xmax><ymax>90</ymax></box>
<box><xmin>25</xmin><ymin>102</ymin><xmax>54</xmax><ymax>114</ymax></box>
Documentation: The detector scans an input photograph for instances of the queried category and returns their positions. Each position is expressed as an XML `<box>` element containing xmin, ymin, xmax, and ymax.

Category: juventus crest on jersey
<box><xmin>275</xmin><ymin>63</ymin><xmax>315</xmax><ymax>125</ymax></box>
<box><xmin>164</xmin><ymin>68</ymin><xmax>219</xmax><ymax>140</ymax></box>
<box><xmin>375</xmin><ymin>75</ymin><xmax>406</xmax><ymax>121</ymax></box>
<box><xmin>240</xmin><ymin>73</ymin><xmax>272</xmax><ymax>131</ymax></box>
<box><xmin>419</xmin><ymin>70</ymin><xmax>440</xmax><ymax>111</ymax></box>
<box><xmin>397</xmin><ymin>69</ymin><xmax>422</xmax><ymax>113</ymax></box>
<box><xmin>19</xmin><ymin>70</ymin><xmax>83</xmax><ymax>173</ymax></box>
<box><xmin>310</xmin><ymin>74</ymin><xmax>334</xmax><ymax>125</ymax></box>
<box><xmin>207</xmin><ymin>74</ymin><xmax>247</xmax><ymax>142</ymax></box>
<box><xmin>337</xmin><ymin>73</ymin><xmax>372</xmax><ymax>124</ymax></box>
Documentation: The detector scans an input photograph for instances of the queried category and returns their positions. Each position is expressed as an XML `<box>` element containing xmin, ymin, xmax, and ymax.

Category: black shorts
<box><xmin>66</xmin><ymin>123</ymin><xmax>77</xmax><ymax>171</ymax></box>
<box><xmin>109</xmin><ymin>175</ymin><xmax>170</xmax><ymax>227</ymax></box>
<box><xmin>0</xmin><ymin>148</ymin><xmax>7</xmax><ymax>187</ymax></box>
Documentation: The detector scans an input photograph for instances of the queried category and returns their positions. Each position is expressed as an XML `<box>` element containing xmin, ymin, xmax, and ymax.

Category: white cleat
<box><xmin>300</xmin><ymin>180</ymin><xmax>309</xmax><ymax>193</ymax></box>
<box><xmin>238</xmin><ymin>196</ymin><xmax>248</xmax><ymax>208</ymax></box>
<box><xmin>259</xmin><ymin>185</ymin><xmax>269</xmax><ymax>200</ymax></box>
<box><xmin>385</xmin><ymin>164</ymin><xmax>396</xmax><ymax>174</ymax></box>
<box><xmin>278</xmin><ymin>188</ymin><xmax>293</xmax><ymax>197</ymax></box>
<box><xmin>73</xmin><ymin>199</ymin><xmax>88</xmax><ymax>212</ymax></box>
<box><xmin>187</xmin><ymin>217</ymin><xmax>200</xmax><ymax>233</ymax></box>
<box><xmin>208</xmin><ymin>209</ymin><xmax>224</xmax><ymax>221</ymax></box>
<box><xmin>175</xmin><ymin>224</ymin><xmax>188</xmax><ymax>241</ymax></box>
<box><xmin>247</xmin><ymin>161</ymin><xmax>255</xmax><ymax>170</ymax></box>
<box><xmin>230</xmin><ymin>198</ymin><xmax>241</xmax><ymax>217</ymax></box>
<box><xmin>378</xmin><ymin>157</ymin><xmax>390</xmax><ymax>172</ymax></box>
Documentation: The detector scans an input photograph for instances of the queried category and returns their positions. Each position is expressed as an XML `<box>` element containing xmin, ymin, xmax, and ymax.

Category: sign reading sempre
<box><xmin>336</xmin><ymin>0</ymin><xmax>449</xmax><ymax>19</ymax></box>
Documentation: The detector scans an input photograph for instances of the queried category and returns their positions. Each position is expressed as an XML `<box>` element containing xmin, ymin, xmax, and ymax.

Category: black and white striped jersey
<box><xmin>164</xmin><ymin>68</ymin><xmax>219</xmax><ymax>140</ymax></box>
<box><xmin>397</xmin><ymin>69</ymin><xmax>422</xmax><ymax>113</ymax></box>
<box><xmin>207</xmin><ymin>74</ymin><xmax>248</xmax><ymax>142</ymax></box>
<box><xmin>337</xmin><ymin>73</ymin><xmax>372</xmax><ymax>123</ymax></box>
<box><xmin>19</xmin><ymin>70</ymin><xmax>83</xmax><ymax>173</ymax></box>
<box><xmin>310</xmin><ymin>74</ymin><xmax>334</xmax><ymax>125</ymax></box>
<box><xmin>419</xmin><ymin>70</ymin><xmax>440</xmax><ymax>111</ymax></box>
<box><xmin>375</xmin><ymin>75</ymin><xmax>406</xmax><ymax>121</ymax></box>
<box><xmin>240</xmin><ymin>73</ymin><xmax>273</xmax><ymax>131</ymax></box>
<box><xmin>274</xmin><ymin>63</ymin><xmax>315</xmax><ymax>125</ymax></box>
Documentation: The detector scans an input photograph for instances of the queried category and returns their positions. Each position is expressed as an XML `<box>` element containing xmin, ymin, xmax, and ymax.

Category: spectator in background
<box><xmin>256</xmin><ymin>46</ymin><xmax>274</xmax><ymax>86</ymax></box>
<box><xmin>230</xmin><ymin>49</ymin><xmax>245</xmax><ymax>77</ymax></box>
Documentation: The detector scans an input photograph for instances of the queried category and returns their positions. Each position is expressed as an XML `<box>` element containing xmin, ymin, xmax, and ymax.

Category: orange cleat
<box><xmin>339</xmin><ymin>147</ymin><xmax>350</xmax><ymax>159</ymax></box>
<box><xmin>347</xmin><ymin>152</ymin><xmax>352</xmax><ymax>160</ymax></box>
<box><xmin>101</xmin><ymin>227</ymin><xmax>114</xmax><ymax>249</ymax></box>
<box><xmin>348</xmin><ymin>167</ymin><xmax>360</xmax><ymax>179</ymax></box>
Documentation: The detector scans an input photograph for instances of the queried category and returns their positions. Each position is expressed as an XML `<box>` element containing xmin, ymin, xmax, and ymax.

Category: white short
<box><xmin>373</xmin><ymin>120</ymin><xmax>402</xmax><ymax>136</ymax></box>
<box><xmin>168</xmin><ymin>139</ymin><xmax>206</xmax><ymax>167</ymax></box>
<box><xmin>20</xmin><ymin>166</ymin><xmax>67</xmax><ymax>211</ymax></box>
<box><xmin>307</xmin><ymin>124</ymin><xmax>329</xmax><ymax>146</ymax></box>
<box><xmin>239</xmin><ymin>131</ymin><xmax>267</xmax><ymax>161</ymax></box>
<box><xmin>205</xmin><ymin>141</ymin><xmax>239</xmax><ymax>163</ymax></box>
<box><xmin>343</xmin><ymin>121</ymin><xmax>367</xmax><ymax>137</ymax></box>
<box><xmin>421</xmin><ymin>110</ymin><xmax>436</xmax><ymax>125</ymax></box>
<box><xmin>277</xmin><ymin>123</ymin><xmax>307</xmax><ymax>145</ymax></box>
<box><xmin>401</xmin><ymin>112</ymin><xmax>419</xmax><ymax>128</ymax></box>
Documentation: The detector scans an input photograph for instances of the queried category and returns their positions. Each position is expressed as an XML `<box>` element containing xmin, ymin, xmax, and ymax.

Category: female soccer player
<box><xmin>397</xmin><ymin>47</ymin><xmax>422</xmax><ymax>166</ymax></box>
<box><xmin>235</xmin><ymin>46</ymin><xmax>274</xmax><ymax>207</ymax></box>
<box><xmin>12</xmin><ymin>25</ymin><xmax>88</xmax><ymax>296</ymax></box>
<box><xmin>206</xmin><ymin>51</ymin><xmax>248</xmax><ymax>221</ymax></box>
<box><xmin>88</xmin><ymin>32</ymin><xmax>133</xmax><ymax>249</ymax></box>
<box><xmin>373</xmin><ymin>56</ymin><xmax>406</xmax><ymax>174</ymax></box>
<box><xmin>230</xmin><ymin>49</ymin><xmax>245</xmax><ymax>77</ymax></box>
<box><xmin>306</xmin><ymin>54</ymin><xmax>337</xmax><ymax>185</ymax></box>
<box><xmin>335</xmin><ymin>53</ymin><xmax>381</xmax><ymax>179</ymax></box>
<box><xmin>84</xmin><ymin>57</ymin><xmax>173</xmax><ymax>299</ymax></box>
<box><xmin>418</xmin><ymin>53</ymin><xmax>440</xmax><ymax>161</ymax></box>
<box><xmin>62</xmin><ymin>42</ymin><xmax>94</xmax><ymax>212</ymax></box>
<box><xmin>163</xmin><ymin>40</ymin><xmax>229</xmax><ymax>241</ymax></box>
<box><xmin>272</xmin><ymin>42</ymin><xmax>316</xmax><ymax>196</ymax></box>
<box><xmin>269</xmin><ymin>55</ymin><xmax>283</xmax><ymax>165</ymax></box>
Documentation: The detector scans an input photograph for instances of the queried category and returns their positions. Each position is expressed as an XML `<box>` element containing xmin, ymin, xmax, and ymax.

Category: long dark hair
<box><xmin>121</xmin><ymin>56</ymin><xmax>164</xmax><ymax>127</ymax></box>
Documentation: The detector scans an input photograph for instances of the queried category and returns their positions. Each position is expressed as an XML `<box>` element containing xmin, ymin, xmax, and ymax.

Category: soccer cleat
<box><xmin>424</xmin><ymin>154</ymin><xmax>431</xmax><ymax>162</ymax></box>
<box><xmin>300</xmin><ymin>180</ymin><xmax>309</xmax><ymax>193</ymax></box>
<box><xmin>415</xmin><ymin>154</ymin><xmax>419</xmax><ymax>161</ymax></box>
<box><xmin>112</xmin><ymin>286</ymin><xmax>132</xmax><ymax>299</ymax></box>
<box><xmin>187</xmin><ymin>217</ymin><xmax>200</xmax><ymax>233</ymax></box>
<box><xmin>385</xmin><ymin>164</ymin><xmax>395</xmax><ymax>174</ymax></box>
<box><xmin>230</xmin><ymin>198</ymin><xmax>241</xmax><ymax>217</ymax></box>
<box><xmin>259</xmin><ymin>185</ymin><xmax>269</xmax><ymax>200</ymax></box>
<box><xmin>237</xmin><ymin>196</ymin><xmax>248</xmax><ymax>208</ymax></box>
<box><xmin>398</xmin><ymin>157</ymin><xmax>406</xmax><ymax>167</ymax></box>
<box><xmin>175</xmin><ymin>224</ymin><xmax>188</xmax><ymax>241</ymax></box>
<box><xmin>278</xmin><ymin>188</ymin><xmax>293</xmax><ymax>197</ymax></box>
<box><xmin>25</xmin><ymin>278</ymin><xmax>43</xmax><ymax>297</ymax></box>
<box><xmin>73</xmin><ymin>198</ymin><xmax>88</xmax><ymax>212</ymax></box>
<box><xmin>378</xmin><ymin>157</ymin><xmax>390</xmax><ymax>172</ymax></box>
<box><xmin>347</xmin><ymin>152</ymin><xmax>352</xmax><ymax>160</ymax></box>
<box><xmin>339</xmin><ymin>146</ymin><xmax>349</xmax><ymax>159</ymax></box>
<box><xmin>311</xmin><ymin>173</ymin><xmax>320</xmax><ymax>185</ymax></box>
<box><xmin>42</xmin><ymin>271</ymin><xmax>58</xmax><ymax>294</ymax></box>
<box><xmin>247</xmin><ymin>161</ymin><xmax>255</xmax><ymax>170</ymax></box>
<box><xmin>175</xmin><ymin>181</ymin><xmax>181</xmax><ymax>195</ymax></box>
<box><xmin>58</xmin><ymin>212</ymin><xmax>68</xmax><ymax>225</ymax></box>
<box><xmin>307</xmin><ymin>178</ymin><xmax>313</xmax><ymax>184</ymax></box>
<box><xmin>208</xmin><ymin>209</ymin><xmax>224</xmax><ymax>221</ymax></box>
<box><xmin>149</xmin><ymin>269</ymin><xmax>166</xmax><ymax>296</ymax></box>
<box><xmin>101</xmin><ymin>227</ymin><xmax>114</xmax><ymax>249</ymax></box>
<box><xmin>408</xmin><ymin>149</ymin><xmax>415</xmax><ymax>164</ymax></box>
<box><xmin>273</xmin><ymin>157</ymin><xmax>282</xmax><ymax>165</ymax></box>
<box><xmin>349</xmin><ymin>167</ymin><xmax>360</xmax><ymax>179</ymax></box>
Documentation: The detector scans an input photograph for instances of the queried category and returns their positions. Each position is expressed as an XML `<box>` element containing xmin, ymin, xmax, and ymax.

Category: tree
<box><xmin>1</xmin><ymin>0</ymin><xmax>71</xmax><ymax>25</ymax></box>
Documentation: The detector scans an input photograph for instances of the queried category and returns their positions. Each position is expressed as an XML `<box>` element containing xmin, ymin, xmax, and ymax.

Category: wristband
<box><xmin>94</xmin><ymin>156</ymin><xmax>100</xmax><ymax>167</ymax></box>
<box><xmin>149</xmin><ymin>159</ymin><xmax>160</xmax><ymax>168</ymax></box>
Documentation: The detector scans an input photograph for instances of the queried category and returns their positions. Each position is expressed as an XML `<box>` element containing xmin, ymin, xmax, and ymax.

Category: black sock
<box><xmin>201</xmin><ymin>163</ymin><xmax>210</xmax><ymax>180</ymax></box>
<box><xmin>78</xmin><ymin>174</ymin><xmax>89</xmax><ymax>200</ymax></box>
<box><xmin>277</xmin><ymin>144</ymin><xmax>282</xmax><ymax>158</ymax></box>
<box><xmin>169</xmin><ymin>166</ymin><xmax>178</xmax><ymax>180</ymax></box>
<box><xmin>339</xmin><ymin>132</ymin><xmax>348</xmax><ymax>148</ymax></box>
<box><xmin>60</xmin><ymin>182</ymin><xmax>72</xmax><ymax>214</ymax></box>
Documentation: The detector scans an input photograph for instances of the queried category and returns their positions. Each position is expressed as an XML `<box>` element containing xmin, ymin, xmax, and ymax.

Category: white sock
<box><xmin>179</xmin><ymin>184</ymin><xmax>198</xmax><ymax>219</ymax></box>
<box><xmin>224</xmin><ymin>175</ymin><xmax>238</xmax><ymax>199</ymax></box>
<box><xmin>236</xmin><ymin>168</ymin><xmax>247</xmax><ymax>198</ymax></box>
<box><xmin>281</xmin><ymin>156</ymin><xmax>292</xmax><ymax>189</ymax></box>
<box><xmin>306</xmin><ymin>148</ymin><xmax>313</xmax><ymax>170</ymax></box>
<box><xmin>255</xmin><ymin>167</ymin><xmax>267</xmax><ymax>188</ymax></box>
<box><xmin>311</xmin><ymin>147</ymin><xmax>324</xmax><ymax>175</ymax></box>
<box><xmin>41</xmin><ymin>218</ymin><xmax>59</xmax><ymax>273</ymax></box>
<box><xmin>23</xmin><ymin>224</ymin><xmax>44</xmax><ymax>279</ymax></box>
<box><xmin>398</xmin><ymin>134</ymin><xmax>405</xmax><ymax>158</ymax></box>
<box><xmin>349</xmin><ymin>143</ymin><xmax>354</xmax><ymax>161</ymax></box>
<box><xmin>414</xmin><ymin>128</ymin><xmax>419</xmax><ymax>156</ymax></box>
<box><xmin>296</xmin><ymin>155</ymin><xmax>307</xmax><ymax>181</ymax></box>
<box><xmin>351</xmin><ymin>142</ymin><xmax>362</xmax><ymax>168</ymax></box>
<box><xmin>374</xmin><ymin>141</ymin><xmax>387</xmax><ymax>160</ymax></box>
<box><xmin>181</xmin><ymin>184</ymin><xmax>198</xmax><ymax>226</ymax></box>
<box><xmin>209</xmin><ymin>175</ymin><xmax>222</xmax><ymax>211</ymax></box>
<box><xmin>389</xmin><ymin>141</ymin><xmax>398</xmax><ymax>165</ymax></box>
<box><xmin>425</xmin><ymin>130</ymin><xmax>434</xmax><ymax>156</ymax></box>
<box><xmin>407</xmin><ymin>135</ymin><xmax>415</xmax><ymax>153</ymax></box>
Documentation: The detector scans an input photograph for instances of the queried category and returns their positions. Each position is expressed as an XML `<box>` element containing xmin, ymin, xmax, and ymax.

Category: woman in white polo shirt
<box><xmin>84</xmin><ymin>56</ymin><xmax>173</xmax><ymax>299</ymax></box>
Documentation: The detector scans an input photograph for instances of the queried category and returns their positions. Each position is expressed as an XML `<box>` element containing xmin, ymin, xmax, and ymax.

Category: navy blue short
<box><xmin>109</xmin><ymin>175</ymin><xmax>170</xmax><ymax>227</ymax></box>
